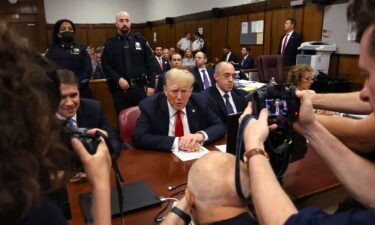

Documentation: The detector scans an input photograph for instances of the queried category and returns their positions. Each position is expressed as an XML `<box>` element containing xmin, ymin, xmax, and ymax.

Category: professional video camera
<box><xmin>249</xmin><ymin>83</ymin><xmax>307</xmax><ymax>179</ymax></box>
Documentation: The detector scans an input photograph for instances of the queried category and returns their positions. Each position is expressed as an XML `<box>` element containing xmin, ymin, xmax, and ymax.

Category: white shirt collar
<box><xmin>56</xmin><ymin>112</ymin><xmax>77</xmax><ymax>122</ymax></box>
<box><xmin>215</xmin><ymin>83</ymin><xmax>232</xmax><ymax>98</ymax></box>
<box><xmin>167</xmin><ymin>100</ymin><xmax>187</xmax><ymax>118</ymax></box>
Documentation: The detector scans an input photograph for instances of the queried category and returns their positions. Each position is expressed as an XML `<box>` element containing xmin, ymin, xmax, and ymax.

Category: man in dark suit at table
<box><xmin>221</xmin><ymin>45</ymin><xmax>237</xmax><ymax>64</ymax></box>
<box><xmin>277</xmin><ymin>18</ymin><xmax>303</xmax><ymax>66</ymax></box>
<box><xmin>238</xmin><ymin>47</ymin><xmax>254</xmax><ymax>69</ymax></box>
<box><xmin>56</xmin><ymin>69</ymin><xmax>121</xmax><ymax>159</ymax></box>
<box><xmin>200</xmin><ymin>62</ymin><xmax>247</xmax><ymax>122</ymax></box>
<box><xmin>133</xmin><ymin>68</ymin><xmax>226</xmax><ymax>152</ymax></box>
<box><xmin>189</xmin><ymin>51</ymin><xmax>215</xmax><ymax>93</ymax></box>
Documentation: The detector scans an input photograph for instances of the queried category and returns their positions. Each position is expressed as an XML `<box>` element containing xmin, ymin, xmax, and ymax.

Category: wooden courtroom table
<box><xmin>67</xmin><ymin>140</ymin><xmax>340</xmax><ymax>225</ymax></box>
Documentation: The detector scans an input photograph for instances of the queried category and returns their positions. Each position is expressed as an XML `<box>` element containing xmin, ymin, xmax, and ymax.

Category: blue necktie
<box><xmin>66</xmin><ymin>118</ymin><xmax>77</xmax><ymax>129</ymax></box>
<box><xmin>223</xmin><ymin>93</ymin><xmax>234</xmax><ymax>114</ymax></box>
<box><xmin>201</xmin><ymin>69</ymin><xmax>210</xmax><ymax>89</ymax></box>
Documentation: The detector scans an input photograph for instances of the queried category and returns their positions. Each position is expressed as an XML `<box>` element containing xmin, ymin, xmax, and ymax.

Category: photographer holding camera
<box><xmin>242</xmin><ymin>1</ymin><xmax>375</xmax><ymax>224</ymax></box>
<box><xmin>0</xmin><ymin>23</ymin><xmax>111</xmax><ymax>225</ymax></box>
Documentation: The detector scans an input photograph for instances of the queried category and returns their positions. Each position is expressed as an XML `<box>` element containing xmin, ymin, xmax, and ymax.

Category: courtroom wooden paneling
<box><xmin>87</xmin><ymin>27</ymin><xmax>107</xmax><ymax>47</ymax></box>
<box><xmin>302</xmin><ymin>3</ymin><xmax>324</xmax><ymax>42</ymax></box>
<box><xmin>74</xmin><ymin>28</ymin><xmax>88</xmax><ymax>46</ymax></box>
<box><xmin>165</xmin><ymin>23</ymin><xmax>176</xmax><ymax>49</ymax></box>
<box><xmin>8</xmin><ymin>22</ymin><xmax>40</xmax><ymax>50</ymax></box>
<box><xmin>157</xmin><ymin>24</ymin><xmax>167</xmax><ymax>47</ymax></box>
<box><xmin>142</xmin><ymin>26</ymin><xmax>153</xmax><ymax>47</ymax></box>
<box><xmin>105</xmin><ymin>27</ymin><xmax>117</xmax><ymax>39</ymax></box>
<box><xmin>0</xmin><ymin>0</ymin><xmax>37</xmax><ymax>15</ymax></box>
<box><xmin>337</xmin><ymin>55</ymin><xmax>362</xmax><ymax>83</ymax></box>
<box><xmin>89</xmin><ymin>79</ymin><xmax>117</xmax><ymax>126</ymax></box>
<box><xmin>211</xmin><ymin>17</ymin><xmax>227</xmax><ymax>62</ymax></box>
<box><xmin>227</xmin><ymin>14</ymin><xmax>248</xmax><ymax>58</ymax></box>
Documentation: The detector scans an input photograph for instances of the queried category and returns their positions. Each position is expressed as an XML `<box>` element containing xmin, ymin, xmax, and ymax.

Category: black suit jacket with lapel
<box><xmin>200</xmin><ymin>85</ymin><xmax>247</xmax><ymax>123</ymax></box>
<box><xmin>189</xmin><ymin>66</ymin><xmax>215</xmax><ymax>93</ymax></box>
<box><xmin>132</xmin><ymin>93</ymin><xmax>226</xmax><ymax>151</ymax></box>
<box><xmin>77</xmin><ymin>98</ymin><xmax>121</xmax><ymax>154</ymax></box>
<box><xmin>277</xmin><ymin>31</ymin><xmax>303</xmax><ymax>66</ymax></box>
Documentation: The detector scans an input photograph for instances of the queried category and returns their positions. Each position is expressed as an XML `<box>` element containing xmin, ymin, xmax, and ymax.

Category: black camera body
<box><xmin>70</xmin><ymin>128</ymin><xmax>101</xmax><ymax>155</ymax></box>
<box><xmin>251</xmin><ymin>84</ymin><xmax>300</xmax><ymax>128</ymax></box>
<box><xmin>249</xmin><ymin>84</ymin><xmax>306</xmax><ymax>178</ymax></box>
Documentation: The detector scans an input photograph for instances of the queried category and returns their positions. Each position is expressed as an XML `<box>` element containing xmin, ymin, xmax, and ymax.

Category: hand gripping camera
<box><xmin>250</xmin><ymin>84</ymin><xmax>307</xmax><ymax>179</ymax></box>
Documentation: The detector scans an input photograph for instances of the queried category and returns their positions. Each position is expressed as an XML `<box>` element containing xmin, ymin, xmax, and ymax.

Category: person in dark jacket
<box><xmin>46</xmin><ymin>19</ymin><xmax>93</xmax><ymax>98</ymax></box>
<box><xmin>101</xmin><ymin>11</ymin><xmax>159</xmax><ymax>114</ymax></box>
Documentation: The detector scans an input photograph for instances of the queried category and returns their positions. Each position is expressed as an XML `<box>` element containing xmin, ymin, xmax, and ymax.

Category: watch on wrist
<box><xmin>171</xmin><ymin>206</ymin><xmax>191</xmax><ymax>224</ymax></box>
<box><xmin>243</xmin><ymin>148</ymin><xmax>269</xmax><ymax>164</ymax></box>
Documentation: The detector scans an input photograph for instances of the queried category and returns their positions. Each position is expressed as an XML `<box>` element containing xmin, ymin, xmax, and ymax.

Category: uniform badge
<box><xmin>135</xmin><ymin>42</ymin><xmax>142</xmax><ymax>50</ymax></box>
<box><xmin>71</xmin><ymin>48</ymin><xmax>80</xmax><ymax>55</ymax></box>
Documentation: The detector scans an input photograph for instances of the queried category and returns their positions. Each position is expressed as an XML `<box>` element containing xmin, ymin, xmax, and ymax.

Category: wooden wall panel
<box><xmin>165</xmin><ymin>24</ymin><xmax>176</xmax><ymax>49</ymax></box>
<box><xmin>175</xmin><ymin>22</ymin><xmax>185</xmax><ymax>52</ymax></box>
<box><xmin>142</xmin><ymin>26</ymin><xmax>153</xmax><ymax>46</ymax></box>
<box><xmin>185</xmin><ymin>21</ymin><xmax>197</xmax><ymax>34</ymax></box>
<box><xmin>263</xmin><ymin>11</ymin><xmax>273</xmax><ymax>55</ymax></box>
<box><xmin>74</xmin><ymin>28</ymin><xmax>88</xmax><ymax>45</ymax></box>
<box><xmin>87</xmin><ymin>28</ymin><xmax>107</xmax><ymax>47</ymax></box>
<box><xmin>158</xmin><ymin>24</ymin><xmax>167</xmax><ymax>47</ymax></box>
<box><xmin>227</xmin><ymin>14</ymin><xmax>247</xmax><ymax>59</ymax></box>
<box><xmin>302</xmin><ymin>3</ymin><xmax>324</xmax><ymax>42</ymax></box>
<box><xmin>211</xmin><ymin>17</ymin><xmax>227</xmax><ymax>62</ymax></box>
<box><xmin>337</xmin><ymin>56</ymin><xmax>362</xmax><ymax>83</ymax></box>
<box><xmin>105</xmin><ymin>27</ymin><xmax>117</xmax><ymax>39</ymax></box>
<box><xmin>8</xmin><ymin>22</ymin><xmax>39</xmax><ymax>50</ymax></box>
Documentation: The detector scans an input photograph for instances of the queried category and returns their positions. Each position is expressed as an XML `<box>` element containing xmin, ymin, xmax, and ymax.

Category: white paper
<box><xmin>251</xmin><ymin>21</ymin><xmax>257</xmax><ymax>33</ymax></box>
<box><xmin>256</xmin><ymin>33</ymin><xmax>263</xmax><ymax>44</ymax></box>
<box><xmin>241</xmin><ymin>22</ymin><xmax>248</xmax><ymax>34</ymax></box>
<box><xmin>256</xmin><ymin>20</ymin><xmax>264</xmax><ymax>33</ymax></box>
<box><xmin>215</xmin><ymin>144</ymin><xmax>227</xmax><ymax>152</ymax></box>
<box><xmin>173</xmin><ymin>146</ymin><xmax>210</xmax><ymax>161</ymax></box>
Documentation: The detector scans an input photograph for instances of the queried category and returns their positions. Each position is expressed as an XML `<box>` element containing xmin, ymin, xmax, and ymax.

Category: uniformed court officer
<box><xmin>46</xmin><ymin>19</ymin><xmax>93</xmax><ymax>98</ymax></box>
<box><xmin>101</xmin><ymin>11</ymin><xmax>159</xmax><ymax>114</ymax></box>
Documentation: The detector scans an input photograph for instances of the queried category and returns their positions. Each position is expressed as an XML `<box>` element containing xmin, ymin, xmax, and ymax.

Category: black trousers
<box><xmin>111</xmin><ymin>85</ymin><xmax>147</xmax><ymax>114</ymax></box>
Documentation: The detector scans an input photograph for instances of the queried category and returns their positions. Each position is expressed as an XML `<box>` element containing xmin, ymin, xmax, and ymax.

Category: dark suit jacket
<box><xmin>221</xmin><ymin>52</ymin><xmax>237</xmax><ymax>63</ymax></box>
<box><xmin>200</xmin><ymin>85</ymin><xmax>247</xmax><ymax>122</ymax></box>
<box><xmin>77</xmin><ymin>98</ymin><xmax>121</xmax><ymax>154</ymax></box>
<box><xmin>132</xmin><ymin>93</ymin><xmax>226</xmax><ymax>151</ymax></box>
<box><xmin>189</xmin><ymin>66</ymin><xmax>215</xmax><ymax>93</ymax></box>
<box><xmin>153</xmin><ymin>57</ymin><xmax>171</xmax><ymax>74</ymax></box>
<box><xmin>238</xmin><ymin>55</ymin><xmax>254</xmax><ymax>70</ymax></box>
<box><xmin>277</xmin><ymin>31</ymin><xmax>303</xmax><ymax>67</ymax></box>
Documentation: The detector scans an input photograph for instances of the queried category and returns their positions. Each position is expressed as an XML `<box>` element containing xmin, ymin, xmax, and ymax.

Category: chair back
<box><xmin>118</xmin><ymin>106</ymin><xmax>141</xmax><ymax>148</ymax></box>
<box><xmin>257</xmin><ymin>55</ymin><xmax>284</xmax><ymax>83</ymax></box>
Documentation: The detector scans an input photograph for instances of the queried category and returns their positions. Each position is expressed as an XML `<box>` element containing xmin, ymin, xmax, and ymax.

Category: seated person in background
<box><xmin>161</xmin><ymin>152</ymin><xmax>256</xmax><ymax>225</ymax></box>
<box><xmin>157</xmin><ymin>53</ymin><xmax>183</xmax><ymax>92</ymax></box>
<box><xmin>133</xmin><ymin>68</ymin><xmax>226</xmax><ymax>152</ymax></box>
<box><xmin>56</xmin><ymin>69</ymin><xmax>121</xmax><ymax>154</ymax></box>
<box><xmin>163</xmin><ymin>48</ymin><xmax>170</xmax><ymax>60</ymax></box>
<box><xmin>287</xmin><ymin>64</ymin><xmax>314</xmax><ymax>90</ymax></box>
<box><xmin>176</xmin><ymin>32</ymin><xmax>192</xmax><ymax>56</ymax></box>
<box><xmin>200</xmin><ymin>62</ymin><xmax>247</xmax><ymax>122</ymax></box>
<box><xmin>236</xmin><ymin>47</ymin><xmax>254</xmax><ymax>70</ymax></box>
<box><xmin>189</xmin><ymin>51</ymin><xmax>215</xmax><ymax>93</ymax></box>
<box><xmin>181</xmin><ymin>48</ymin><xmax>195</xmax><ymax>67</ymax></box>
<box><xmin>0</xmin><ymin>23</ymin><xmax>111</xmax><ymax>225</ymax></box>
<box><xmin>221</xmin><ymin>45</ymin><xmax>237</xmax><ymax>64</ymax></box>
<box><xmin>92</xmin><ymin>46</ymin><xmax>105</xmax><ymax>79</ymax></box>
<box><xmin>169</xmin><ymin>47</ymin><xmax>176</xmax><ymax>56</ymax></box>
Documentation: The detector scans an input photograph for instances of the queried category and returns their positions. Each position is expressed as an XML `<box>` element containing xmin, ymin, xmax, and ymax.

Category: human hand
<box><xmin>147</xmin><ymin>87</ymin><xmax>155</xmax><ymax>96</ymax></box>
<box><xmin>86</xmin><ymin>128</ymin><xmax>108</xmax><ymax>137</ymax></box>
<box><xmin>71</xmin><ymin>137</ymin><xmax>111</xmax><ymax>188</ymax></box>
<box><xmin>243</xmin><ymin>108</ymin><xmax>270</xmax><ymax>150</ymax></box>
<box><xmin>118</xmin><ymin>77</ymin><xmax>129</xmax><ymax>90</ymax></box>
<box><xmin>294</xmin><ymin>90</ymin><xmax>317</xmax><ymax>136</ymax></box>
<box><xmin>178</xmin><ymin>133</ymin><xmax>203</xmax><ymax>152</ymax></box>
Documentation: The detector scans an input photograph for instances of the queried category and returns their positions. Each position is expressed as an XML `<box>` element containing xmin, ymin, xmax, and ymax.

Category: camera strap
<box><xmin>235</xmin><ymin>114</ymin><xmax>256</xmax><ymax>199</ymax></box>
<box><xmin>95</xmin><ymin>131</ymin><xmax>125</xmax><ymax>225</ymax></box>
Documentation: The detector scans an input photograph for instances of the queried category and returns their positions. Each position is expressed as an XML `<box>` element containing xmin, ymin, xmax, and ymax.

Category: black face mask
<box><xmin>60</xmin><ymin>31</ymin><xmax>74</xmax><ymax>43</ymax></box>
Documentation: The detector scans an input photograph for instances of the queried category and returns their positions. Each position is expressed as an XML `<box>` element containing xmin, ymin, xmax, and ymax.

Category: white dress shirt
<box><xmin>216</xmin><ymin>84</ymin><xmax>238</xmax><ymax>114</ymax></box>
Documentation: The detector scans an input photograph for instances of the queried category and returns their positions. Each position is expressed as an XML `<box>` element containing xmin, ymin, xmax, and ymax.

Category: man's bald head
<box><xmin>115</xmin><ymin>11</ymin><xmax>131</xmax><ymax>35</ymax></box>
<box><xmin>187</xmin><ymin>152</ymin><xmax>250</xmax><ymax>210</ymax></box>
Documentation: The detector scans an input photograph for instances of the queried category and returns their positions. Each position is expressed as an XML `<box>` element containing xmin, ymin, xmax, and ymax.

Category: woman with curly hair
<box><xmin>287</xmin><ymin>64</ymin><xmax>314</xmax><ymax>90</ymax></box>
<box><xmin>0</xmin><ymin>22</ymin><xmax>111</xmax><ymax>225</ymax></box>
